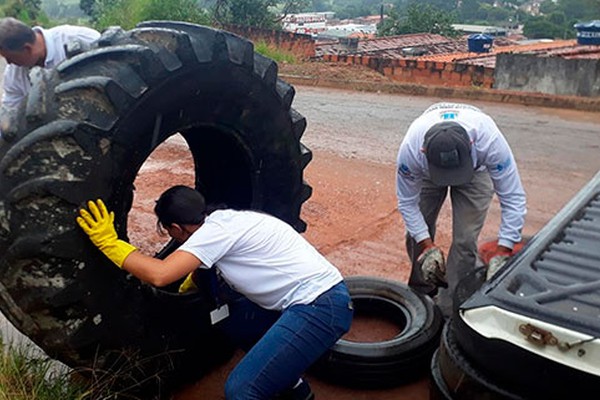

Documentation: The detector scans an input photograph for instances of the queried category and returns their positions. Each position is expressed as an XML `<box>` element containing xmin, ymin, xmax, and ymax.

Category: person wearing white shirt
<box><xmin>0</xmin><ymin>17</ymin><xmax>100</xmax><ymax>123</ymax></box>
<box><xmin>76</xmin><ymin>185</ymin><xmax>353</xmax><ymax>400</ymax></box>
<box><xmin>396</xmin><ymin>102</ymin><xmax>526</xmax><ymax>316</ymax></box>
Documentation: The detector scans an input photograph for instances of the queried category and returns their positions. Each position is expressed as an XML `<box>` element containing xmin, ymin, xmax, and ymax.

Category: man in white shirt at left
<box><xmin>0</xmin><ymin>17</ymin><xmax>100</xmax><ymax>135</ymax></box>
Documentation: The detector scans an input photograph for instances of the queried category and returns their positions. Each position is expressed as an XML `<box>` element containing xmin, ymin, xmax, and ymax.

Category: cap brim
<box><xmin>428</xmin><ymin>162</ymin><xmax>474</xmax><ymax>186</ymax></box>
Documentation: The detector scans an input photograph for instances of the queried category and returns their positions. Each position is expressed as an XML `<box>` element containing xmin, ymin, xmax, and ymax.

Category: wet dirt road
<box><xmin>292</xmin><ymin>87</ymin><xmax>600</xmax><ymax>282</ymax></box>
<box><xmin>172</xmin><ymin>87</ymin><xmax>600</xmax><ymax>400</ymax></box>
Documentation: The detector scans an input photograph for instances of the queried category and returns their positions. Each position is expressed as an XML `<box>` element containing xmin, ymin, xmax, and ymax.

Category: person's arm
<box><xmin>77</xmin><ymin>199</ymin><xmax>201</xmax><ymax>287</ymax></box>
<box><xmin>122</xmin><ymin>250</ymin><xmax>201</xmax><ymax>287</ymax></box>
<box><xmin>481</xmin><ymin>121</ymin><xmax>527</xmax><ymax>250</ymax></box>
<box><xmin>1</xmin><ymin>65</ymin><xmax>29</xmax><ymax>109</ymax></box>
<box><xmin>396</xmin><ymin>143</ymin><xmax>429</xmax><ymax>243</ymax></box>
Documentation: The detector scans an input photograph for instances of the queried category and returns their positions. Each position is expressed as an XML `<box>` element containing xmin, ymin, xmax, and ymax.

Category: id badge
<box><xmin>210</xmin><ymin>304</ymin><xmax>229</xmax><ymax>325</ymax></box>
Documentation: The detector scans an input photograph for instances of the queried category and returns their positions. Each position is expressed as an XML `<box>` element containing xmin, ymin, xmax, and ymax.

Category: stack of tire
<box><xmin>0</xmin><ymin>21</ymin><xmax>313</xmax><ymax>398</ymax></box>
<box><xmin>429</xmin><ymin>267</ymin><xmax>528</xmax><ymax>399</ymax></box>
<box><xmin>430</xmin><ymin>227</ymin><xmax>600</xmax><ymax>399</ymax></box>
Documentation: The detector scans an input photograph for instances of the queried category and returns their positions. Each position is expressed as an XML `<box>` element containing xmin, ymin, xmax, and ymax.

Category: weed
<box><xmin>0</xmin><ymin>338</ymin><xmax>86</xmax><ymax>400</ymax></box>
<box><xmin>254</xmin><ymin>41</ymin><xmax>298</xmax><ymax>64</ymax></box>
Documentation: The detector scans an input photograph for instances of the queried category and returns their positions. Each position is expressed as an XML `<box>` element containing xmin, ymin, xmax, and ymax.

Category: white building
<box><xmin>282</xmin><ymin>12</ymin><xmax>332</xmax><ymax>36</ymax></box>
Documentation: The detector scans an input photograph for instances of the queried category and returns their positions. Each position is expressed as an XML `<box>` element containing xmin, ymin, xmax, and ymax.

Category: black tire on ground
<box><xmin>0</xmin><ymin>22</ymin><xmax>311</xmax><ymax>397</ymax></box>
<box><xmin>438</xmin><ymin>321</ymin><xmax>525</xmax><ymax>400</ymax></box>
<box><xmin>310</xmin><ymin>276</ymin><xmax>444</xmax><ymax>388</ymax></box>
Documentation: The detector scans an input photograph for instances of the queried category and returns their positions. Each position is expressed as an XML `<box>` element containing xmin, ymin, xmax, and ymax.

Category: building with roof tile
<box><xmin>317</xmin><ymin>31</ymin><xmax>600</xmax><ymax>97</ymax></box>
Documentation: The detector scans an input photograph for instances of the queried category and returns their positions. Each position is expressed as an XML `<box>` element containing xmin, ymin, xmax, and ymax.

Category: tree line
<box><xmin>2</xmin><ymin>0</ymin><xmax>599</xmax><ymax>39</ymax></box>
<box><xmin>376</xmin><ymin>0</ymin><xmax>600</xmax><ymax>39</ymax></box>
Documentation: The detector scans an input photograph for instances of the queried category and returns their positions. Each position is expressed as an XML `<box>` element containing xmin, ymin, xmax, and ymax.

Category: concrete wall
<box><xmin>321</xmin><ymin>54</ymin><xmax>496</xmax><ymax>88</ymax></box>
<box><xmin>494</xmin><ymin>53</ymin><xmax>600</xmax><ymax>97</ymax></box>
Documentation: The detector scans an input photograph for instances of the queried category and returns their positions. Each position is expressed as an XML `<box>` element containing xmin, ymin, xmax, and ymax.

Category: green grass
<box><xmin>254</xmin><ymin>40</ymin><xmax>298</xmax><ymax>64</ymax></box>
<box><xmin>0</xmin><ymin>338</ymin><xmax>87</xmax><ymax>400</ymax></box>
<box><xmin>0</xmin><ymin>335</ymin><xmax>178</xmax><ymax>399</ymax></box>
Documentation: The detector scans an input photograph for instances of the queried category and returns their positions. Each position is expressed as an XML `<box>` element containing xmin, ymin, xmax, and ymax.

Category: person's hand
<box><xmin>178</xmin><ymin>272</ymin><xmax>199</xmax><ymax>294</ymax></box>
<box><xmin>77</xmin><ymin>199</ymin><xmax>137</xmax><ymax>268</ymax></box>
<box><xmin>485</xmin><ymin>246</ymin><xmax>513</xmax><ymax>280</ymax></box>
<box><xmin>418</xmin><ymin>245</ymin><xmax>448</xmax><ymax>288</ymax></box>
<box><xmin>486</xmin><ymin>255</ymin><xmax>510</xmax><ymax>280</ymax></box>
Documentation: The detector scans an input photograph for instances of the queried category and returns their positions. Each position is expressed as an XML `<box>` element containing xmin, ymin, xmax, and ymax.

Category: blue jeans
<box><xmin>219</xmin><ymin>281</ymin><xmax>353</xmax><ymax>400</ymax></box>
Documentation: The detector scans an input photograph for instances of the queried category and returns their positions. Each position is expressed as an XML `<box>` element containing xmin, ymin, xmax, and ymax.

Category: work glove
<box><xmin>179</xmin><ymin>272</ymin><xmax>199</xmax><ymax>294</ymax></box>
<box><xmin>77</xmin><ymin>199</ymin><xmax>137</xmax><ymax>268</ymax></box>
<box><xmin>486</xmin><ymin>253</ymin><xmax>511</xmax><ymax>280</ymax></box>
<box><xmin>418</xmin><ymin>246</ymin><xmax>448</xmax><ymax>288</ymax></box>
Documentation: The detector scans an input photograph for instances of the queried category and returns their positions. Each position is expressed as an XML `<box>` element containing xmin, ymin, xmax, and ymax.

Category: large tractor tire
<box><xmin>0</xmin><ymin>21</ymin><xmax>311</xmax><ymax>397</ymax></box>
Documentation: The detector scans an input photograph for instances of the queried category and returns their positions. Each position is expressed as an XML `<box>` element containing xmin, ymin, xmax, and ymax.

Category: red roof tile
<box><xmin>317</xmin><ymin>35</ymin><xmax>600</xmax><ymax>67</ymax></box>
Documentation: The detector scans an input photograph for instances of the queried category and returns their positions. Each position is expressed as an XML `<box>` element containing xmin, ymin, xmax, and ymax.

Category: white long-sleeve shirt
<box><xmin>2</xmin><ymin>25</ymin><xmax>100</xmax><ymax>109</ymax></box>
<box><xmin>396</xmin><ymin>102</ymin><xmax>527</xmax><ymax>249</ymax></box>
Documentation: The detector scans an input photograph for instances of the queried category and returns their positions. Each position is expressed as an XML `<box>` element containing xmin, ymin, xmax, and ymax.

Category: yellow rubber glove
<box><xmin>76</xmin><ymin>199</ymin><xmax>137</xmax><ymax>268</ymax></box>
<box><xmin>178</xmin><ymin>272</ymin><xmax>199</xmax><ymax>294</ymax></box>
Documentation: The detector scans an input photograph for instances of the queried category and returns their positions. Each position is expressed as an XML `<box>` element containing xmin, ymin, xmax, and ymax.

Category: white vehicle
<box><xmin>432</xmin><ymin>170</ymin><xmax>600</xmax><ymax>399</ymax></box>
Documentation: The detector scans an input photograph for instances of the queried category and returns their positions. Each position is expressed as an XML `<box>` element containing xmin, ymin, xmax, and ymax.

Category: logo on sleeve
<box><xmin>398</xmin><ymin>163</ymin><xmax>415</xmax><ymax>180</ymax></box>
<box><xmin>496</xmin><ymin>157</ymin><xmax>511</xmax><ymax>172</ymax></box>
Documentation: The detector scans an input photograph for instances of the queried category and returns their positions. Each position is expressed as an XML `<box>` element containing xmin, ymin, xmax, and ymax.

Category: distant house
<box><xmin>452</xmin><ymin>24</ymin><xmax>508</xmax><ymax>37</ymax></box>
<box><xmin>318</xmin><ymin>23</ymin><xmax>377</xmax><ymax>41</ymax></box>
<box><xmin>282</xmin><ymin>12</ymin><xmax>333</xmax><ymax>36</ymax></box>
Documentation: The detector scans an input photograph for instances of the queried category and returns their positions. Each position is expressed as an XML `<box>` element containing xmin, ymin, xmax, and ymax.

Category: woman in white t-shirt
<box><xmin>77</xmin><ymin>185</ymin><xmax>353</xmax><ymax>400</ymax></box>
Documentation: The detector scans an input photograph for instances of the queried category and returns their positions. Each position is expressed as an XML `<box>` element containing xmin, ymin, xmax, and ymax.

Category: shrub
<box><xmin>254</xmin><ymin>40</ymin><xmax>297</xmax><ymax>64</ymax></box>
<box><xmin>93</xmin><ymin>0</ymin><xmax>210</xmax><ymax>31</ymax></box>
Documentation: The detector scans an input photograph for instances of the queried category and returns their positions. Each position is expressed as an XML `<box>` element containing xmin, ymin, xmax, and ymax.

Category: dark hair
<box><xmin>154</xmin><ymin>186</ymin><xmax>207</xmax><ymax>233</ymax></box>
<box><xmin>0</xmin><ymin>17</ymin><xmax>36</xmax><ymax>51</ymax></box>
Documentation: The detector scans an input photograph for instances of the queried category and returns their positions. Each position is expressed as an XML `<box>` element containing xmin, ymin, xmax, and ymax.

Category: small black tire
<box><xmin>311</xmin><ymin>276</ymin><xmax>444</xmax><ymax>388</ymax></box>
<box><xmin>0</xmin><ymin>22</ymin><xmax>311</xmax><ymax>397</ymax></box>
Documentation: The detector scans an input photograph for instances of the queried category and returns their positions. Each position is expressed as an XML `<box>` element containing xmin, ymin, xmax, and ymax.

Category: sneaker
<box><xmin>275</xmin><ymin>379</ymin><xmax>315</xmax><ymax>400</ymax></box>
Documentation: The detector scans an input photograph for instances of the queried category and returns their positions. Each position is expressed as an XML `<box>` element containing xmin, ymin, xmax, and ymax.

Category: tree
<box><xmin>0</xmin><ymin>0</ymin><xmax>45</xmax><ymax>24</ymax></box>
<box><xmin>80</xmin><ymin>0</ymin><xmax>95</xmax><ymax>16</ymax></box>
<box><xmin>523</xmin><ymin>17</ymin><xmax>565</xmax><ymax>38</ymax></box>
<box><xmin>408</xmin><ymin>0</ymin><xmax>458</xmax><ymax>12</ymax></box>
<box><xmin>458</xmin><ymin>0</ymin><xmax>482</xmax><ymax>21</ymax></box>
<box><xmin>213</xmin><ymin>0</ymin><xmax>308</xmax><ymax>29</ymax></box>
<box><xmin>547</xmin><ymin>11</ymin><xmax>566</xmax><ymax>26</ymax></box>
<box><xmin>557</xmin><ymin>0</ymin><xmax>599</xmax><ymax>20</ymax></box>
<box><xmin>539</xmin><ymin>0</ymin><xmax>560</xmax><ymax>15</ymax></box>
<box><xmin>378</xmin><ymin>3</ymin><xmax>459</xmax><ymax>37</ymax></box>
<box><xmin>43</xmin><ymin>0</ymin><xmax>87</xmax><ymax>19</ymax></box>
<box><xmin>309</xmin><ymin>0</ymin><xmax>328</xmax><ymax>12</ymax></box>
<box><xmin>93</xmin><ymin>0</ymin><xmax>210</xmax><ymax>30</ymax></box>
<box><xmin>486</xmin><ymin>5</ymin><xmax>511</xmax><ymax>23</ymax></box>
<box><xmin>142</xmin><ymin>0</ymin><xmax>210</xmax><ymax>24</ymax></box>
<box><xmin>377</xmin><ymin>7</ymin><xmax>403</xmax><ymax>36</ymax></box>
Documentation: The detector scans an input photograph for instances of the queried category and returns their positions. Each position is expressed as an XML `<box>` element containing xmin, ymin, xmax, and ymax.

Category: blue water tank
<box><xmin>467</xmin><ymin>33</ymin><xmax>494</xmax><ymax>53</ymax></box>
<box><xmin>574</xmin><ymin>20</ymin><xmax>600</xmax><ymax>45</ymax></box>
